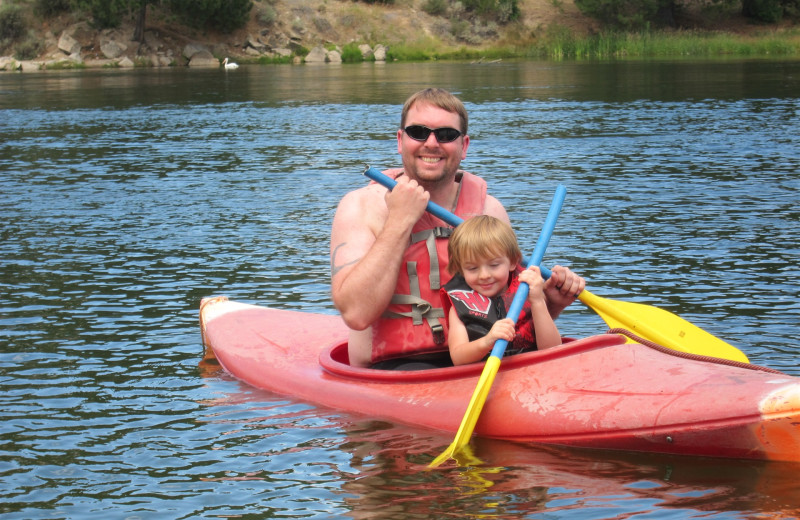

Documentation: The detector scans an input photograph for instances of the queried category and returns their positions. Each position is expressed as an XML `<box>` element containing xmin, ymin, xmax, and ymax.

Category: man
<box><xmin>331</xmin><ymin>88</ymin><xmax>584</xmax><ymax>368</ymax></box>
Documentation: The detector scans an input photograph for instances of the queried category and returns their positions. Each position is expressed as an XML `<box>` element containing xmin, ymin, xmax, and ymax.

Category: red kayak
<box><xmin>199</xmin><ymin>296</ymin><xmax>800</xmax><ymax>462</ymax></box>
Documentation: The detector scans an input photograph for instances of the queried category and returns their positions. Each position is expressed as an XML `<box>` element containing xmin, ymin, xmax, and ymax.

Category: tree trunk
<box><xmin>133</xmin><ymin>2</ymin><xmax>147</xmax><ymax>43</ymax></box>
<box><xmin>655</xmin><ymin>0</ymin><xmax>677</xmax><ymax>27</ymax></box>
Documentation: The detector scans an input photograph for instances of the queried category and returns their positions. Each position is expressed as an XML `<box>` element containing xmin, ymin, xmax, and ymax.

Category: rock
<box><xmin>100</xmin><ymin>39</ymin><xmax>127</xmax><ymax>59</ymax></box>
<box><xmin>288</xmin><ymin>38</ymin><xmax>304</xmax><ymax>52</ymax></box>
<box><xmin>359</xmin><ymin>44</ymin><xmax>373</xmax><ymax>59</ymax></box>
<box><xmin>0</xmin><ymin>56</ymin><xmax>19</xmax><ymax>71</ymax></box>
<box><xmin>19</xmin><ymin>61</ymin><xmax>41</xmax><ymax>72</ymax></box>
<box><xmin>187</xmin><ymin>50</ymin><xmax>219</xmax><ymax>67</ymax></box>
<box><xmin>304</xmin><ymin>46</ymin><xmax>327</xmax><ymax>63</ymax></box>
<box><xmin>117</xmin><ymin>57</ymin><xmax>135</xmax><ymax>68</ymax></box>
<box><xmin>144</xmin><ymin>31</ymin><xmax>164</xmax><ymax>51</ymax></box>
<box><xmin>327</xmin><ymin>49</ymin><xmax>342</xmax><ymax>63</ymax></box>
<box><xmin>374</xmin><ymin>44</ymin><xmax>387</xmax><ymax>61</ymax></box>
<box><xmin>182</xmin><ymin>43</ymin><xmax>208</xmax><ymax>61</ymax></box>
<box><xmin>246</xmin><ymin>34</ymin><xmax>267</xmax><ymax>52</ymax></box>
<box><xmin>58</xmin><ymin>32</ymin><xmax>80</xmax><ymax>55</ymax></box>
<box><xmin>212</xmin><ymin>43</ymin><xmax>229</xmax><ymax>57</ymax></box>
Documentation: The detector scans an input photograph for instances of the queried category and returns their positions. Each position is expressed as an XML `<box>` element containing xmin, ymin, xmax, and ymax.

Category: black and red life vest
<box><xmin>441</xmin><ymin>266</ymin><xmax>537</xmax><ymax>356</ymax></box>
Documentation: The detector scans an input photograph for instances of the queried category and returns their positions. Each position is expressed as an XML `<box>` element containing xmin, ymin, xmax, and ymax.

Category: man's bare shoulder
<box><xmin>338</xmin><ymin>183</ymin><xmax>386</xmax><ymax>207</ymax></box>
<box><xmin>484</xmin><ymin>194</ymin><xmax>511</xmax><ymax>223</ymax></box>
<box><xmin>332</xmin><ymin>184</ymin><xmax>389</xmax><ymax>236</ymax></box>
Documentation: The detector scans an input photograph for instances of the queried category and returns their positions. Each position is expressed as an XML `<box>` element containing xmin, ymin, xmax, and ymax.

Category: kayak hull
<box><xmin>199</xmin><ymin>296</ymin><xmax>800</xmax><ymax>462</ymax></box>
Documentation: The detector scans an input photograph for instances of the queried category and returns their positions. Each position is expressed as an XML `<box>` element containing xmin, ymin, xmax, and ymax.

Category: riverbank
<box><xmin>1</xmin><ymin>0</ymin><xmax>799</xmax><ymax>71</ymax></box>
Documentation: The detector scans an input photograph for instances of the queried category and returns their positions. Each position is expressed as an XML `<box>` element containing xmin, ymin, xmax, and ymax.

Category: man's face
<box><xmin>397</xmin><ymin>102</ymin><xmax>470</xmax><ymax>187</ymax></box>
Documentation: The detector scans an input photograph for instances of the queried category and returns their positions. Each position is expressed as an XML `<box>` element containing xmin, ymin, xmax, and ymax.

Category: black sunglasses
<box><xmin>403</xmin><ymin>125</ymin><xmax>462</xmax><ymax>143</ymax></box>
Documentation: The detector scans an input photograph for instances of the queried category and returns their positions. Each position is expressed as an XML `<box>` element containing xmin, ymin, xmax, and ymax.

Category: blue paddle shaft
<box><xmin>364</xmin><ymin>167</ymin><xmax>465</xmax><ymax>226</ymax></box>
<box><xmin>489</xmin><ymin>185</ymin><xmax>566</xmax><ymax>358</ymax></box>
<box><xmin>363</xmin><ymin>166</ymin><xmax>566</xmax><ymax>357</ymax></box>
<box><xmin>365</xmin><ymin>166</ymin><xmax>557</xmax><ymax>282</ymax></box>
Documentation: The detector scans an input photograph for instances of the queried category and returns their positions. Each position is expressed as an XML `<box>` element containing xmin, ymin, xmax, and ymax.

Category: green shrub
<box><xmin>742</xmin><ymin>0</ymin><xmax>783</xmax><ymax>21</ymax></box>
<box><xmin>170</xmin><ymin>0</ymin><xmax>253</xmax><ymax>33</ymax></box>
<box><xmin>15</xmin><ymin>34</ymin><xmax>43</xmax><ymax>60</ymax></box>
<box><xmin>340</xmin><ymin>42</ymin><xmax>366</xmax><ymax>62</ymax></box>
<box><xmin>0</xmin><ymin>5</ymin><xmax>27</xmax><ymax>42</ymax></box>
<box><xmin>422</xmin><ymin>0</ymin><xmax>448</xmax><ymax>16</ymax></box>
<box><xmin>258</xmin><ymin>4</ymin><xmax>277</xmax><ymax>25</ymax></box>
<box><xmin>574</xmin><ymin>0</ymin><xmax>667</xmax><ymax>30</ymax></box>
<box><xmin>460</xmin><ymin>0</ymin><xmax>520</xmax><ymax>23</ymax></box>
<box><xmin>35</xmin><ymin>0</ymin><xmax>72</xmax><ymax>17</ymax></box>
<box><xmin>72</xmin><ymin>0</ymin><xmax>127</xmax><ymax>28</ymax></box>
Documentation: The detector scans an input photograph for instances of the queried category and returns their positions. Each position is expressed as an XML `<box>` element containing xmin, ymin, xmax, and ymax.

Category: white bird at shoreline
<box><xmin>222</xmin><ymin>57</ymin><xmax>239</xmax><ymax>70</ymax></box>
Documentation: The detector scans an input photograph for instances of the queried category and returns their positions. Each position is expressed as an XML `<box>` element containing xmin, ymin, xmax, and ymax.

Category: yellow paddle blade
<box><xmin>579</xmin><ymin>289</ymin><xmax>749</xmax><ymax>363</ymax></box>
<box><xmin>429</xmin><ymin>356</ymin><xmax>502</xmax><ymax>468</ymax></box>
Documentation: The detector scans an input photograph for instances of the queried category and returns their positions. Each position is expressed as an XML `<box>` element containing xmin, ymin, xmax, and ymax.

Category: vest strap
<box><xmin>410</xmin><ymin>227</ymin><xmax>452</xmax><ymax>291</ymax></box>
<box><xmin>382</xmin><ymin>262</ymin><xmax>446</xmax><ymax>344</ymax></box>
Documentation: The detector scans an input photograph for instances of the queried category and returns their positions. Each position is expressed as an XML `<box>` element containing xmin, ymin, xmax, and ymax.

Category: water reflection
<box><xmin>197</xmin><ymin>381</ymin><xmax>800</xmax><ymax>519</ymax></box>
<box><xmin>2</xmin><ymin>60</ymin><xmax>800</xmax><ymax>111</ymax></box>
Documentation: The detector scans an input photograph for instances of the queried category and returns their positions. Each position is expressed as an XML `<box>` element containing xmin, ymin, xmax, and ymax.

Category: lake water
<box><xmin>1</xmin><ymin>59</ymin><xmax>799</xmax><ymax>519</ymax></box>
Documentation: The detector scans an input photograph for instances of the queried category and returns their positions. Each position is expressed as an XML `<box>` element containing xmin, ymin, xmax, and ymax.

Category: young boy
<box><xmin>442</xmin><ymin>215</ymin><xmax>562</xmax><ymax>366</ymax></box>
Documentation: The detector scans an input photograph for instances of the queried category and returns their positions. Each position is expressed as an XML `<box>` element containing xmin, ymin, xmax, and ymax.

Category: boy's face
<box><xmin>462</xmin><ymin>254</ymin><xmax>513</xmax><ymax>298</ymax></box>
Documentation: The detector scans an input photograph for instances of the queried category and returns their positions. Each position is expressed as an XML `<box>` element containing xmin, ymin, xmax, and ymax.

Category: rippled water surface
<box><xmin>1</xmin><ymin>60</ymin><xmax>799</xmax><ymax>519</ymax></box>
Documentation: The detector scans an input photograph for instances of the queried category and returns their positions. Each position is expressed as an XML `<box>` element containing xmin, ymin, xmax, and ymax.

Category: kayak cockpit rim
<box><xmin>319</xmin><ymin>333</ymin><xmax>629</xmax><ymax>383</ymax></box>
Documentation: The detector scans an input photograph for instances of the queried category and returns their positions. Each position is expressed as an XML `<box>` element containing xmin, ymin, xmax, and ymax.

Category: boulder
<box><xmin>100</xmin><ymin>39</ymin><xmax>127</xmax><ymax>59</ymax></box>
<box><xmin>58</xmin><ymin>32</ymin><xmax>80</xmax><ymax>55</ymax></box>
<box><xmin>374</xmin><ymin>44</ymin><xmax>387</xmax><ymax>62</ymax></box>
<box><xmin>183</xmin><ymin>43</ymin><xmax>209</xmax><ymax>61</ymax></box>
<box><xmin>117</xmin><ymin>57</ymin><xmax>135</xmax><ymax>68</ymax></box>
<box><xmin>187</xmin><ymin>50</ymin><xmax>219</xmax><ymax>67</ymax></box>
<box><xmin>0</xmin><ymin>57</ymin><xmax>18</xmax><ymax>71</ymax></box>
<box><xmin>327</xmin><ymin>50</ymin><xmax>342</xmax><ymax>63</ymax></box>
<box><xmin>359</xmin><ymin>44</ymin><xmax>373</xmax><ymax>59</ymax></box>
<box><xmin>19</xmin><ymin>61</ymin><xmax>41</xmax><ymax>72</ymax></box>
<box><xmin>246</xmin><ymin>34</ymin><xmax>267</xmax><ymax>52</ymax></box>
<box><xmin>304</xmin><ymin>46</ymin><xmax>327</xmax><ymax>63</ymax></box>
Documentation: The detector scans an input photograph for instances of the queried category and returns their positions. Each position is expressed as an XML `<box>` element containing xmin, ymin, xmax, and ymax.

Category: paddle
<box><xmin>364</xmin><ymin>166</ymin><xmax>749</xmax><ymax>364</ymax></box>
<box><xmin>430</xmin><ymin>184</ymin><xmax>567</xmax><ymax>466</ymax></box>
<box><xmin>363</xmin><ymin>167</ymin><xmax>565</xmax><ymax>465</ymax></box>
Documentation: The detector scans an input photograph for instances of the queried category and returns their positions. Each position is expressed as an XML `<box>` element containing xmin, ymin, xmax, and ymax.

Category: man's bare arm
<box><xmin>330</xmin><ymin>181</ymin><xmax>429</xmax><ymax>330</ymax></box>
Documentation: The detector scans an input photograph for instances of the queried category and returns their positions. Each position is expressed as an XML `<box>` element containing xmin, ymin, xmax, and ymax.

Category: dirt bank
<box><xmin>0</xmin><ymin>0</ymin><xmax>792</xmax><ymax>71</ymax></box>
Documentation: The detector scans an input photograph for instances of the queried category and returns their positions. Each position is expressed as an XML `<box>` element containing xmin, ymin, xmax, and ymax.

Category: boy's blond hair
<box><xmin>447</xmin><ymin>215</ymin><xmax>522</xmax><ymax>276</ymax></box>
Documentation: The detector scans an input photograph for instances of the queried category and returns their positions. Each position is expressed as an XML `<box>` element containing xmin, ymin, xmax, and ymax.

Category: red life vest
<box><xmin>369</xmin><ymin>168</ymin><xmax>487</xmax><ymax>364</ymax></box>
<box><xmin>441</xmin><ymin>266</ymin><xmax>537</xmax><ymax>356</ymax></box>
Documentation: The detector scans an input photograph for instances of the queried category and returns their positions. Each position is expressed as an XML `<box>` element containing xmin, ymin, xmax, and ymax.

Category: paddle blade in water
<box><xmin>429</xmin><ymin>355</ymin><xmax>502</xmax><ymax>468</ymax></box>
<box><xmin>579</xmin><ymin>290</ymin><xmax>749</xmax><ymax>363</ymax></box>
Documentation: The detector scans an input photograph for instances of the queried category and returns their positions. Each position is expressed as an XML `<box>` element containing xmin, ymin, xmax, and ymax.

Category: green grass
<box><xmin>522</xmin><ymin>27</ymin><xmax>800</xmax><ymax>60</ymax></box>
<box><xmin>382</xmin><ymin>27</ymin><xmax>800</xmax><ymax>62</ymax></box>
